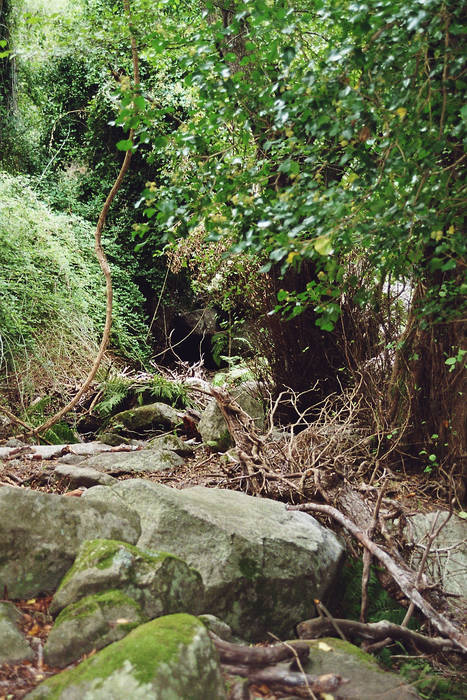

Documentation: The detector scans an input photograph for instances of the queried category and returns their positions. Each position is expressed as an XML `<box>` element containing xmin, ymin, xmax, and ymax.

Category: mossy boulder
<box><xmin>44</xmin><ymin>591</ymin><xmax>146</xmax><ymax>667</ymax></box>
<box><xmin>108</xmin><ymin>403</ymin><xmax>181</xmax><ymax>436</ymax></box>
<box><xmin>27</xmin><ymin>614</ymin><xmax>226</xmax><ymax>699</ymax></box>
<box><xmin>0</xmin><ymin>487</ymin><xmax>141</xmax><ymax>598</ymax></box>
<box><xmin>147</xmin><ymin>434</ymin><xmax>194</xmax><ymax>457</ymax></box>
<box><xmin>50</xmin><ymin>539</ymin><xmax>204</xmax><ymax>620</ymax></box>
<box><xmin>302</xmin><ymin>638</ymin><xmax>420</xmax><ymax>699</ymax></box>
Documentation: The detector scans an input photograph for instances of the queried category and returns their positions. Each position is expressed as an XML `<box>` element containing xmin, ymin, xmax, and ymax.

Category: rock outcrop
<box><xmin>83</xmin><ymin>480</ymin><xmax>345</xmax><ymax>640</ymax></box>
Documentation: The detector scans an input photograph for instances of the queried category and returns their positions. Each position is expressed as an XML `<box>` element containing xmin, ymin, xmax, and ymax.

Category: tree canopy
<box><xmin>1</xmin><ymin>0</ymin><xmax>465</xmax><ymax>468</ymax></box>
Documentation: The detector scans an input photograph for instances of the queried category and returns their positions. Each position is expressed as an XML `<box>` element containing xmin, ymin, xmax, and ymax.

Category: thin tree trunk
<box><xmin>388</xmin><ymin>279</ymin><xmax>466</xmax><ymax>487</ymax></box>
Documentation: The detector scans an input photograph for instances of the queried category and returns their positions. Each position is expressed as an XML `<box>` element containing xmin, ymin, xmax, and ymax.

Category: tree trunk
<box><xmin>388</xmin><ymin>279</ymin><xmax>466</xmax><ymax>487</ymax></box>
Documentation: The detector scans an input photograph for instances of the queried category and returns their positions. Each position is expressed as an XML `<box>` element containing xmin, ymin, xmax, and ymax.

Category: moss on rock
<box><xmin>51</xmin><ymin>538</ymin><xmax>204</xmax><ymax>623</ymax></box>
<box><xmin>30</xmin><ymin>614</ymin><xmax>226</xmax><ymax>699</ymax></box>
<box><xmin>44</xmin><ymin>590</ymin><xmax>147</xmax><ymax>668</ymax></box>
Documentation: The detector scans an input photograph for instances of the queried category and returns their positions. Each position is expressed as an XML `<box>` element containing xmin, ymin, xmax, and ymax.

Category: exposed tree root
<box><xmin>222</xmin><ymin>665</ymin><xmax>344</xmax><ymax>697</ymax></box>
<box><xmin>211</xmin><ymin>634</ymin><xmax>310</xmax><ymax>666</ymax></box>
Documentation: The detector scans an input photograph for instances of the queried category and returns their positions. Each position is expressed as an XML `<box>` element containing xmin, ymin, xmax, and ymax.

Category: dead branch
<box><xmin>287</xmin><ymin>502</ymin><xmax>467</xmax><ymax>653</ymax></box>
<box><xmin>296</xmin><ymin>617</ymin><xmax>460</xmax><ymax>653</ymax></box>
<box><xmin>0</xmin><ymin>442</ymin><xmax>141</xmax><ymax>461</ymax></box>
<box><xmin>210</xmin><ymin>386</ymin><xmax>265</xmax><ymax>494</ymax></box>
<box><xmin>361</xmin><ymin>476</ymin><xmax>387</xmax><ymax>622</ymax></box>
<box><xmin>313</xmin><ymin>600</ymin><xmax>348</xmax><ymax>641</ymax></box>
<box><xmin>210</xmin><ymin>634</ymin><xmax>310</xmax><ymax>666</ymax></box>
<box><xmin>222</xmin><ymin>664</ymin><xmax>344</xmax><ymax>697</ymax></box>
<box><xmin>267</xmin><ymin>631</ymin><xmax>317</xmax><ymax>698</ymax></box>
<box><xmin>0</xmin><ymin>404</ymin><xmax>36</xmax><ymax>433</ymax></box>
<box><xmin>401</xmin><ymin>508</ymin><xmax>453</xmax><ymax>629</ymax></box>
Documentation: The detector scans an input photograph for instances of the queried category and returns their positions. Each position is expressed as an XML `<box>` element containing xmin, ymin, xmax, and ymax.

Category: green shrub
<box><xmin>0</xmin><ymin>173</ymin><xmax>150</xmax><ymax>410</ymax></box>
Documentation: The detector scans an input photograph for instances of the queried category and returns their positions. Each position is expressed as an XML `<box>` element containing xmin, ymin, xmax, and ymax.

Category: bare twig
<box><xmin>361</xmin><ymin>476</ymin><xmax>387</xmax><ymax>622</ymax></box>
<box><xmin>314</xmin><ymin>600</ymin><xmax>347</xmax><ymax>641</ymax></box>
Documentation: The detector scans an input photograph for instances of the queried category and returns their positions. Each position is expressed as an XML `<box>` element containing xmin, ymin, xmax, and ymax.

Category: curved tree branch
<box><xmin>2</xmin><ymin>0</ymin><xmax>140</xmax><ymax>439</ymax></box>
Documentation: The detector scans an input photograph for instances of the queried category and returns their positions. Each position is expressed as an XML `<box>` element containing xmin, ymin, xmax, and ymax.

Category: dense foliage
<box><xmin>127</xmin><ymin>0</ymin><xmax>466</xmax><ymax>466</ymax></box>
<box><xmin>0</xmin><ymin>0</ymin><xmax>465</xmax><ymax>465</ymax></box>
<box><xmin>0</xmin><ymin>173</ymin><xmax>150</xmax><ymax>407</ymax></box>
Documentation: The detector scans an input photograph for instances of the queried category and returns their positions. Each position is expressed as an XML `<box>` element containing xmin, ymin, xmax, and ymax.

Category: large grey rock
<box><xmin>404</xmin><ymin>510</ymin><xmax>467</xmax><ymax>618</ymax></box>
<box><xmin>44</xmin><ymin>591</ymin><xmax>147</xmax><ymax>668</ymax></box>
<box><xmin>0</xmin><ymin>487</ymin><xmax>141</xmax><ymax>598</ymax></box>
<box><xmin>73</xmin><ymin>447</ymin><xmax>184</xmax><ymax>475</ymax></box>
<box><xmin>28</xmin><ymin>614</ymin><xmax>226</xmax><ymax>699</ymax></box>
<box><xmin>198</xmin><ymin>382</ymin><xmax>265</xmax><ymax>451</ymax></box>
<box><xmin>50</xmin><ymin>539</ymin><xmax>204</xmax><ymax>619</ymax></box>
<box><xmin>301</xmin><ymin>638</ymin><xmax>420</xmax><ymax>699</ymax></box>
<box><xmin>83</xmin><ymin>481</ymin><xmax>344</xmax><ymax>640</ymax></box>
<box><xmin>0</xmin><ymin>601</ymin><xmax>33</xmax><ymax>663</ymax></box>
<box><xmin>109</xmin><ymin>403</ymin><xmax>181</xmax><ymax>434</ymax></box>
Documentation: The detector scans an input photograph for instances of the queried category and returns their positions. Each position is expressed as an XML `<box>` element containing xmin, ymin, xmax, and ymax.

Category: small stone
<box><xmin>0</xmin><ymin>602</ymin><xmax>34</xmax><ymax>663</ymax></box>
<box><xmin>54</xmin><ymin>464</ymin><xmax>118</xmax><ymax>487</ymax></box>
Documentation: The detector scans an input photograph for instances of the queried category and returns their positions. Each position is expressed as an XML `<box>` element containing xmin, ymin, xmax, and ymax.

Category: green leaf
<box><xmin>116</xmin><ymin>139</ymin><xmax>133</xmax><ymax>151</ymax></box>
<box><xmin>313</xmin><ymin>234</ymin><xmax>333</xmax><ymax>256</ymax></box>
<box><xmin>134</xmin><ymin>95</ymin><xmax>146</xmax><ymax>110</ymax></box>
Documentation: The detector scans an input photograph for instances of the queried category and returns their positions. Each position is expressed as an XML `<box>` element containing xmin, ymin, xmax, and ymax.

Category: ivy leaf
<box><xmin>116</xmin><ymin>139</ymin><xmax>134</xmax><ymax>151</ymax></box>
<box><xmin>313</xmin><ymin>234</ymin><xmax>333</xmax><ymax>256</ymax></box>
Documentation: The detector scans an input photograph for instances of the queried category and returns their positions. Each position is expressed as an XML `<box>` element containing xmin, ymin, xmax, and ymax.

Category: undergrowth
<box><xmin>22</xmin><ymin>397</ymin><xmax>79</xmax><ymax>444</ymax></box>
<box><xmin>95</xmin><ymin>371</ymin><xmax>189</xmax><ymax>417</ymax></box>
<box><xmin>0</xmin><ymin>173</ymin><xmax>151</xmax><ymax>414</ymax></box>
<box><xmin>336</xmin><ymin>557</ymin><xmax>465</xmax><ymax>700</ymax></box>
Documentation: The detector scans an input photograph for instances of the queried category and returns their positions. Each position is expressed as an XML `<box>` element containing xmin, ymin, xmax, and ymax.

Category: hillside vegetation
<box><xmin>0</xmin><ymin>173</ymin><xmax>149</xmax><ymax>412</ymax></box>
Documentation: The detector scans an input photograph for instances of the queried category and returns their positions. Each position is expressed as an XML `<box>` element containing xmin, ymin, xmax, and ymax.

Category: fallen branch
<box><xmin>222</xmin><ymin>664</ymin><xmax>344</xmax><ymax>697</ymax></box>
<box><xmin>287</xmin><ymin>502</ymin><xmax>467</xmax><ymax>653</ymax></box>
<box><xmin>401</xmin><ymin>508</ymin><xmax>453</xmax><ymax>629</ymax></box>
<box><xmin>0</xmin><ymin>442</ymin><xmax>141</xmax><ymax>461</ymax></box>
<box><xmin>361</xmin><ymin>476</ymin><xmax>387</xmax><ymax>622</ymax></box>
<box><xmin>296</xmin><ymin>617</ymin><xmax>460</xmax><ymax>653</ymax></box>
<box><xmin>210</xmin><ymin>386</ymin><xmax>265</xmax><ymax>494</ymax></box>
<box><xmin>210</xmin><ymin>634</ymin><xmax>310</xmax><ymax>666</ymax></box>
